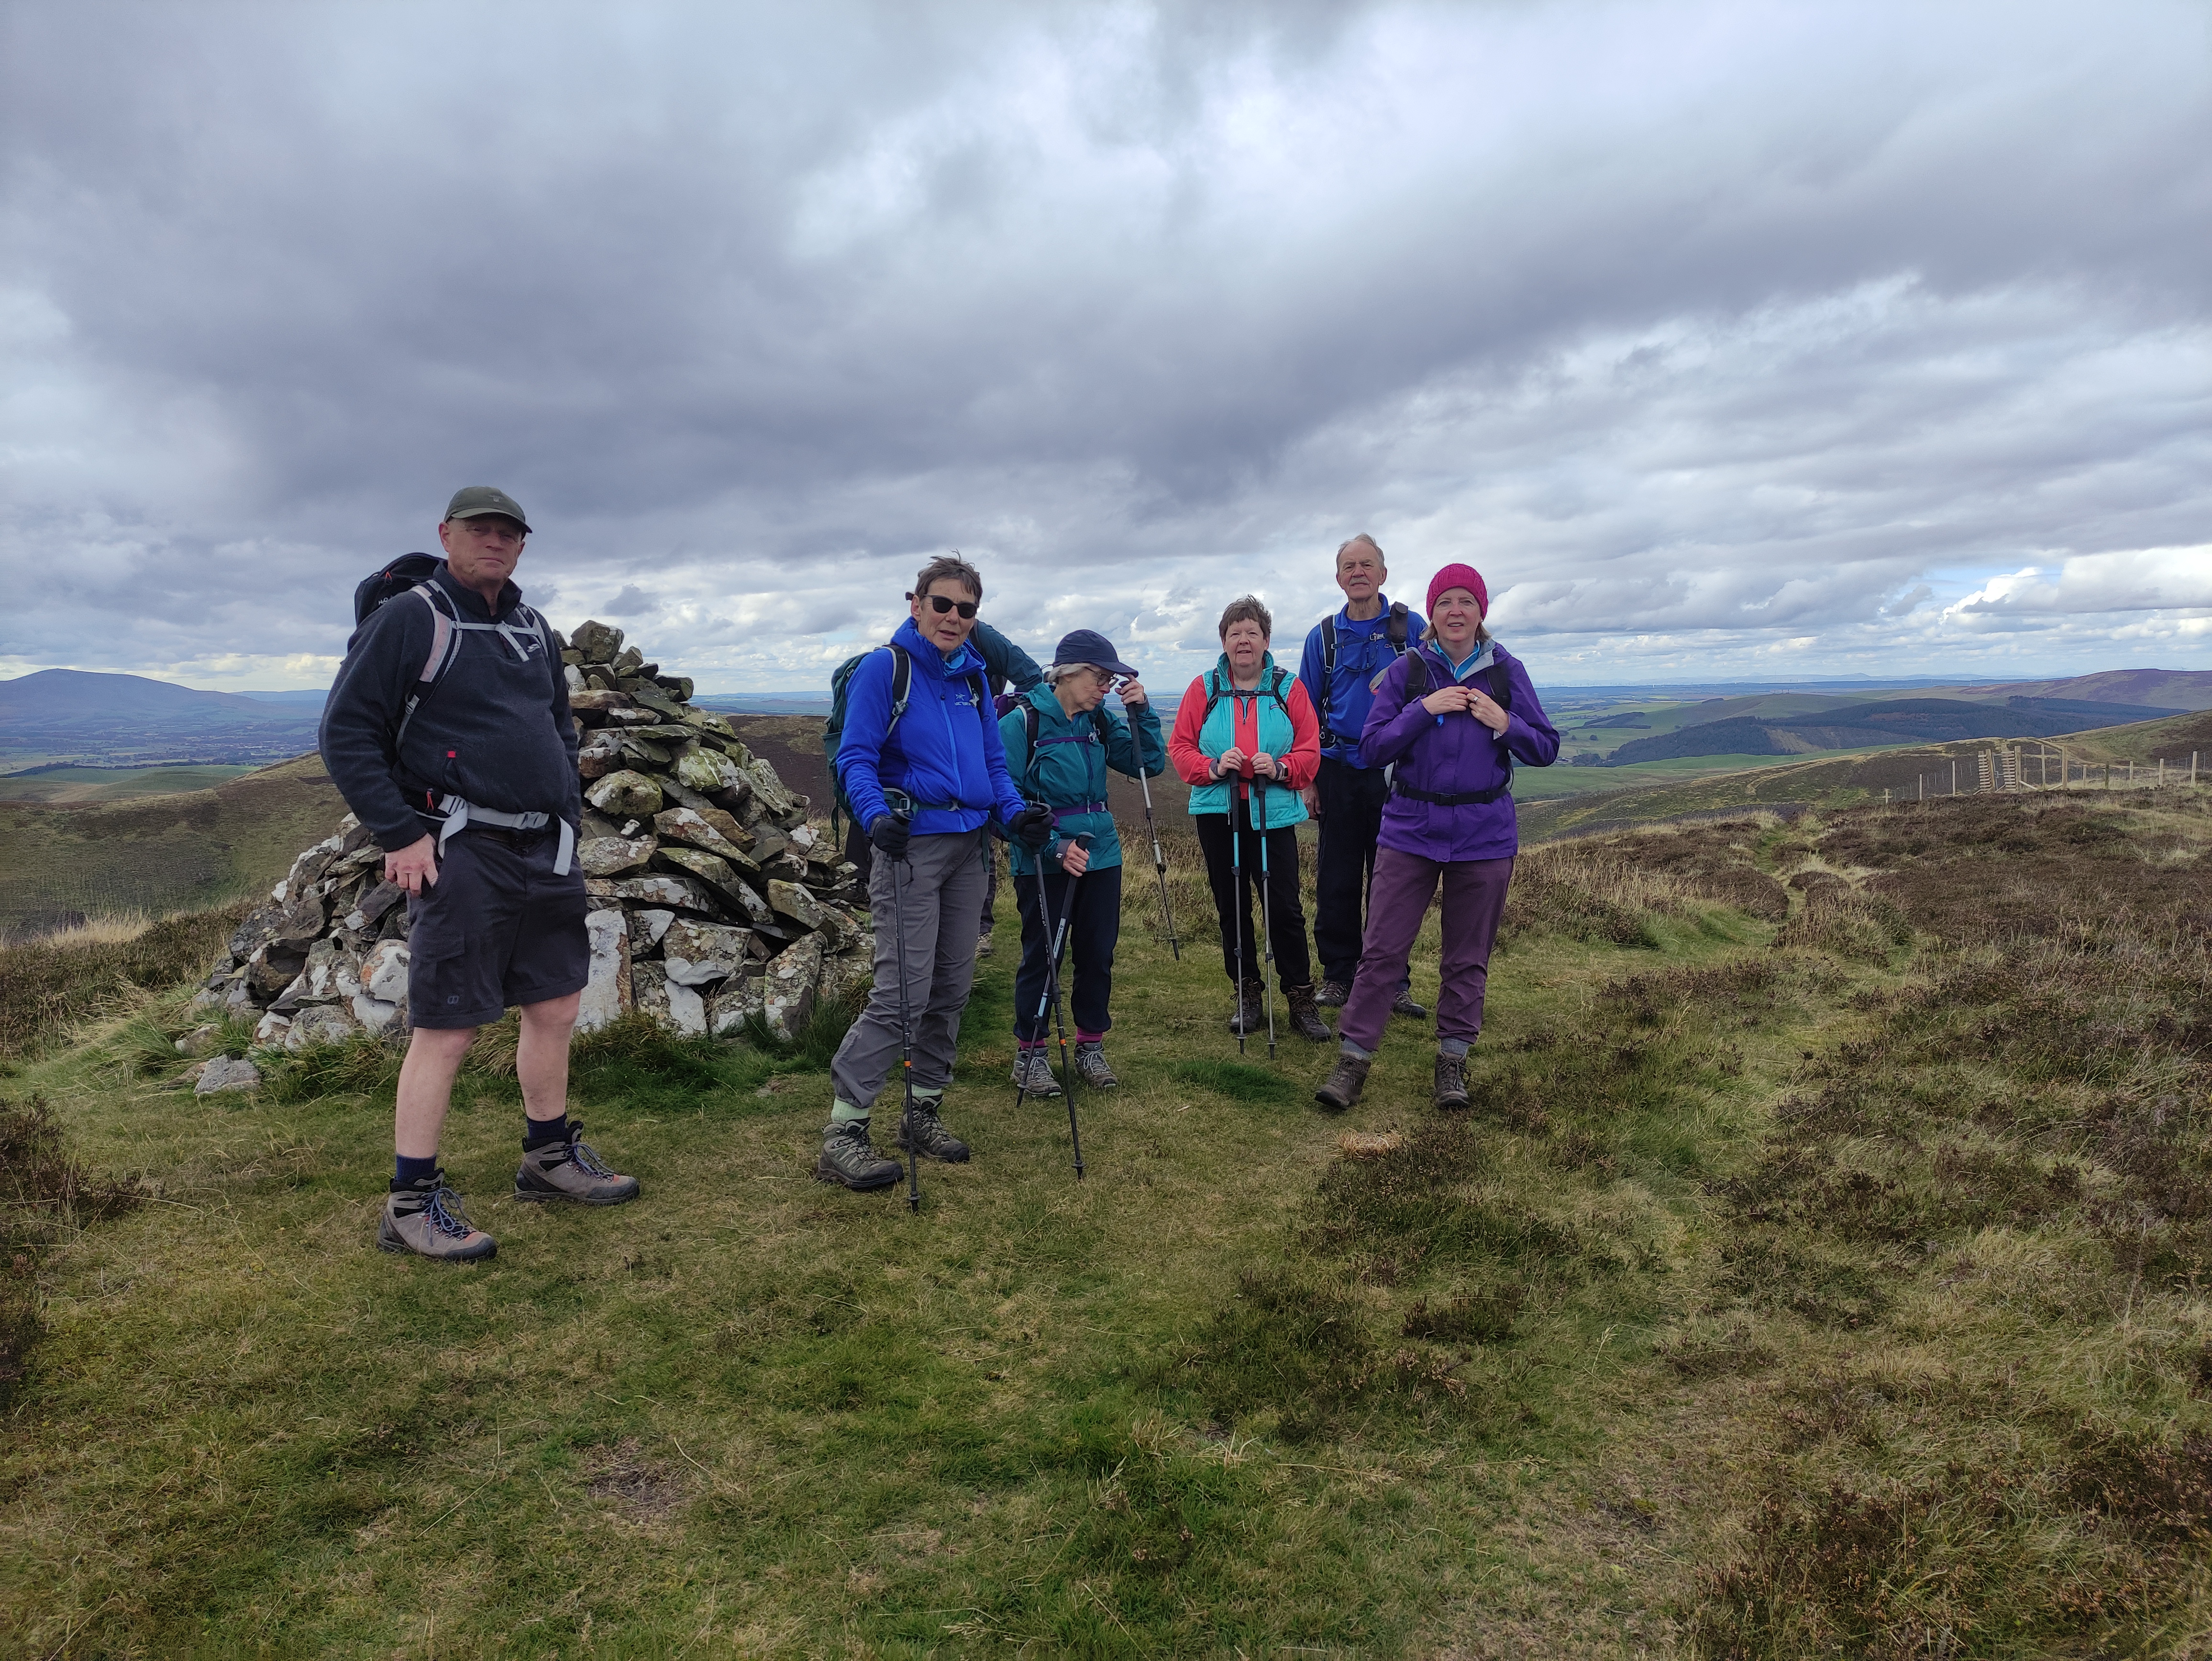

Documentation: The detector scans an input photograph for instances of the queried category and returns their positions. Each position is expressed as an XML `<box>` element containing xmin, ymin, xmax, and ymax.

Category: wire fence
<box><xmin>1881</xmin><ymin>745</ymin><xmax>2203</xmax><ymax>804</ymax></box>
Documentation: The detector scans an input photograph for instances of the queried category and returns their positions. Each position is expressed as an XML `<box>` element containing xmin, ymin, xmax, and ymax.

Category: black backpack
<box><xmin>350</xmin><ymin>554</ymin><xmax>555</xmax><ymax>747</ymax></box>
<box><xmin>1317</xmin><ymin>602</ymin><xmax>1409</xmax><ymax>742</ymax></box>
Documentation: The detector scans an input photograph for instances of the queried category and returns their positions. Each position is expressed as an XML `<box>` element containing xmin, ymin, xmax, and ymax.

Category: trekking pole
<box><xmin>888</xmin><ymin>830</ymin><xmax>921</xmax><ymax>1214</ymax></box>
<box><xmin>1041</xmin><ymin>834</ymin><xmax>1091</xmax><ymax>1179</ymax></box>
<box><xmin>1014</xmin><ymin>843</ymin><xmax>1076</xmax><ymax>1113</ymax></box>
<box><xmin>1254</xmin><ymin>772</ymin><xmax>1277</xmax><ymax>1061</ymax></box>
<box><xmin>1135</xmin><ymin>762</ymin><xmax>1180</xmax><ymax>959</ymax></box>
<box><xmin>1229</xmin><ymin>773</ymin><xmax>1246</xmax><ymax>1057</ymax></box>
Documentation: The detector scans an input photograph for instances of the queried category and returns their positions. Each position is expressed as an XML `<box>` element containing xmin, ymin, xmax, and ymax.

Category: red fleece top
<box><xmin>1168</xmin><ymin>672</ymin><xmax>1322</xmax><ymax>790</ymax></box>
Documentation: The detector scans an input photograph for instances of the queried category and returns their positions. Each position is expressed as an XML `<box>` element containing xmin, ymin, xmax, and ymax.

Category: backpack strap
<box><xmin>1320</xmin><ymin>614</ymin><xmax>1338</xmax><ymax>679</ymax></box>
<box><xmin>393</xmin><ymin>584</ymin><xmax>460</xmax><ymax>749</ymax></box>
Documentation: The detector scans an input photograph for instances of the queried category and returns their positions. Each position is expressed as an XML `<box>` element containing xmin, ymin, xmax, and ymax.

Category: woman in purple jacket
<box><xmin>1314</xmin><ymin>562</ymin><xmax>1559</xmax><ymax>1112</ymax></box>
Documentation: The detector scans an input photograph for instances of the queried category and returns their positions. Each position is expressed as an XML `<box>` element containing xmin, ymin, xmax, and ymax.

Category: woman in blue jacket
<box><xmin>1000</xmin><ymin>630</ymin><xmax>1166</xmax><ymax>1094</ymax></box>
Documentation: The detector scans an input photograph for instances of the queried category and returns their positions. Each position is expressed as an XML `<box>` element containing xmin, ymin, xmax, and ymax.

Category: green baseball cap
<box><xmin>443</xmin><ymin>485</ymin><xmax>532</xmax><ymax>532</ymax></box>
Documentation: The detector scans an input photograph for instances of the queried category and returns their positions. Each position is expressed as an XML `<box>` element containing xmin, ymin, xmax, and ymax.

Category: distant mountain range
<box><xmin>0</xmin><ymin>669</ymin><xmax>322</xmax><ymax>767</ymax></box>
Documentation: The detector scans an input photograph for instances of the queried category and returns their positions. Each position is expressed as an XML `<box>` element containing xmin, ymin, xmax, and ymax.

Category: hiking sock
<box><xmin>1438</xmin><ymin>1037</ymin><xmax>1471</xmax><ymax>1059</ymax></box>
<box><xmin>1075</xmin><ymin>1030</ymin><xmax>1105</xmax><ymax>1045</ymax></box>
<box><xmin>393</xmin><ymin>1152</ymin><xmax>440</xmax><ymax>1190</ymax></box>
<box><xmin>522</xmin><ymin>1114</ymin><xmax>570</xmax><ymax>1151</ymax></box>
<box><xmin>1340</xmin><ymin>1039</ymin><xmax>1376</xmax><ymax>1061</ymax></box>
<box><xmin>830</xmin><ymin>1097</ymin><xmax>869</xmax><ymax>1127</ymax></box>
<box><xmin>911</xmin><ymin>1085</ymin><xmax>944</xmax><ymax>1106</ymax></box>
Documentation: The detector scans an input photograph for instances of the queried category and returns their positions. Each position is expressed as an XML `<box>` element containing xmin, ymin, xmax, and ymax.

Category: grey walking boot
<box><xmin>1314</xmin><ymin>1053</ymin><xmax>1371</xmax><ymax>1113</ymax></box>
<box><xmin>1228</xmin><ymin>980</ymin><xmax>1265</xmax><ymax>1035</ymax></box>
<box><xmin>1073</xmin><ymin>1041</ymin><xmax>1118</xmax><ymax>1089</ymax></box>
<box><xmin>1011</xmin><ymin>1048</ymin><xmax>1062</xmax><ymax>1097</ymax></box>
<box><xmin>1283</xmin><ymin>983</ymin><xmax>1333</xmax><ymax>1043</ymax></box>
<box><xmin>896</xmin><ymin>1099</ymin><xmax>971</xmax><ymax>1163</ymax></box>
<box><xmin>378</xmin><ymin>1172</ymin><xmax>497</xmax><ymax>1262</ymax></box>
<box><xmin>1434</xmin><ymin>1051</ymin><xmax>1471</xmax><ymax>1111</ymax></box>
<box><xmin>1391</xmin><ymin>987</ymin><xmax>1430</xmax><ymax>1020</ymax></box>
<box><xmin>1314</xmin><ymin>979</ymin><xmax>1351</xmax><ymax>1008</ymax></box>
<box><xmin>815</xmin><ymin>1119</ymin><xmax>903</xmax><ymax>1190</ymax></box>
<box><xmin>515</xmin><ymin>1123</ymin><xmax>641</xmax><ymax>1206</ymax></box>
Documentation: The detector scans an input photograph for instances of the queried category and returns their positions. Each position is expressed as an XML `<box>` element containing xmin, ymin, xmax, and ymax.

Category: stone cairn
<box><xmin>194</xmin><ymin>619</ymin><xmax>872</xmax><ymax>1052</ymax></box>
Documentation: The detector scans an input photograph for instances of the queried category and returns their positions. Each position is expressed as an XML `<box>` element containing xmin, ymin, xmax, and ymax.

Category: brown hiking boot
<box><xmin>1391</xmin><ymin>988</ymin><xmax>1429</xmax><ymax>1020</ymax></box>
<box><xmin>1314</xmin><ymin>1053</ymin><xmax>1371</xmax><ymax>1113</ymax></box>
<box><xmin>378</xmin><ymin>1172</ymin><xmax>497</xmax><ymax>1262</ymax></box>
<box><xmin>1434</xmin><ymin>1051</ymin><xmax>1471</xmax><ymax>1111</ymax></box>
<box><xmin>1283</xmin><ymin>983</ymin><xmax>1332</xmax><ymax>1043</ymax></box>
<box><xmin>515</xmin><ymin>1123</ymin><xmax>641</xmax><ymax>1206</ymax></box>
<box><xmin>896</xmin><ymin>1099</ymin><xmax>971</xmax><ymax>1163</ymax></box>
<box><xmin>815</xmin><ymin>1119</ymin><xmax>903</xmax><ymax>1190</ymax></box>
<box><xmin>1073</xmin><ymin>1041</ymin><xmax>1118</xmax><ymax>1088</ymax></box>
<box><xmin>1314</xmin><ymin>979</ymin><xmax>1350</xmax><ymax>1008</ymax></box>
<box><xmin>1228</xmin><ymin>980</ymin><xmax>1265</xmax><ymax>1035</ymax></box>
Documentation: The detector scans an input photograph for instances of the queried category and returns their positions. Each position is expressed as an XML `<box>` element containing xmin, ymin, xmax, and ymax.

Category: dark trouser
<box><xmin>1012</xmin><ymin>863</ymin><xmax>1123</xmax><ymax>1042</ymax></box>
<box><xmin>1314</xmin><ymin>756</ymin><xmax>1401</xmax><ymax>989</ymax></box>
<box><xmin>1339</xmin><ymin>848</ymin><xmax>1514</xmax><ymax>1055</ymax></box>
<box><xmin>843</xmin><ymin>819</ymin><xmax>874</xmax><ymax>886</ymax></box>
<box><xmin>1193</xmin><ymin>813</ymin><xmax>1313</xmax><ymax>988</ymax></box>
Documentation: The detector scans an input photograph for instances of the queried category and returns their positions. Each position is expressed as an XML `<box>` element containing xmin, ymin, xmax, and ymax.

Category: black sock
<box><xmin>393</xmin><ymin>1153</ymin><xmax>439</xmax><ymax>1190</ymax></box>
<box><xmin>523</xmin><ymin>1115</ymin><xmax>570</xmax><ymax>1152</ymax></box>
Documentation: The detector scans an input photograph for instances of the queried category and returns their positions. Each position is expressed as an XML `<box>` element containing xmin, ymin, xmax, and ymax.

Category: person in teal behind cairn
<box><xmin>1000</xmin><ymin>630</ymin><xmax>1167</xmax><ymax>1094</ymax></box>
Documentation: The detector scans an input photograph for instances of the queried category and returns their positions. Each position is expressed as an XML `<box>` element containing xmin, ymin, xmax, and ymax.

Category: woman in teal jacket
<box><xmin>1001</xmin><ymin>630</ymin><xmax>1167</xmax><ymax>1094</ymax></box>
<box><xmin>1167</xmin><ymin>595</ymin><xmax>1331</xmax><ymax>1042</ymax></box>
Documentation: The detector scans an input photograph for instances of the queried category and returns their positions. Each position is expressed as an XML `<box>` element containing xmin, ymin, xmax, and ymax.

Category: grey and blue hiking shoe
<box><xmin>1434</xmin><ymin>1052</ymin><xmax>1471</xmax><ymax>1111</ymax></box>
<box><xmin>897</xmin><ymin>1100</ymin><xmax>971</xmax><ymax>1163</ymax></box>
<box><xmin>515</xmin><ymin>1123</ymin><xmax>640</xmax><ymax>1206</ymax></box>
<box><xmin>815</xmin><ymin>1120</ymin><xmax>903</xmax><ymax>1190</ymax></box>
<box><xmin>378</xmin><ymin>1172</ymin><xmax>497</xmax><ymax>1262</ymax></box>
<box><xmin>1012</xmin><ymin>1049</ymin><xmax>1062</xmax><ymax>1097</ymax></box>
<box><xmin>1073</xmin><ymin>1041</ymin><xmax>1118</xmax><ymax>1089</ymax></box>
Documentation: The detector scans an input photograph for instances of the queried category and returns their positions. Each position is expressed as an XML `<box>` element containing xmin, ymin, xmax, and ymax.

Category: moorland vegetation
<box><xmin>2</xmin><ymin>782</ymin><xmax>2209</xmax><ymax>1655</ymax></box>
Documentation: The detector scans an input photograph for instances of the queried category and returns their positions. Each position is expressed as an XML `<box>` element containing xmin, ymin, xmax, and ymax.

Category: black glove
<box><xmin>868</xmin><ymin>812</ymin><xmax>911</xmax><ymax>859</ymax></box>
<box><xmin>1009</xmin><ymin>804</ymin><xmax>1055</xmax><ymax>850</ymax></box>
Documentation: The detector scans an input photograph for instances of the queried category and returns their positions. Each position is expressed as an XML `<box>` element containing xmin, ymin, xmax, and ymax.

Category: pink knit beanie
<box><xmin>1427</xmin><ymin>563</ymin><xmax>1489</xmax><ymax>619</ymax></box>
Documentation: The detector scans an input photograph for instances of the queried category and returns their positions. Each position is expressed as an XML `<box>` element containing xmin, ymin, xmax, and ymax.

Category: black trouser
<box><xmin>1313</xmin><ymin>756</ymin><xmax>1405</xmax><ymax>990</ymax></box>
<box><xmin>1193</xmin><ymin>813</ymin><xmax>1312</xmax><ymax>988</ymax></box>
<box><xmin>1012</xmin><ymin>863</ymin><xmax>1123</xmax><ymax>1042</ymax></box>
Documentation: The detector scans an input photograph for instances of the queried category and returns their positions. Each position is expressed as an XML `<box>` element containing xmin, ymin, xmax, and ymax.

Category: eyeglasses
<box><xmin>911</xmin><ymin>592</ymin><xmax>978</xmax><ymax>620</ymax></box>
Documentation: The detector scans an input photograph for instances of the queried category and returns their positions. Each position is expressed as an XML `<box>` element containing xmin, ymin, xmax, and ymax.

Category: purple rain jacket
<box><xmin>1357</xmin><ymin>641</ymin><xmax>1559</xmax><ymax>863</ymax></box>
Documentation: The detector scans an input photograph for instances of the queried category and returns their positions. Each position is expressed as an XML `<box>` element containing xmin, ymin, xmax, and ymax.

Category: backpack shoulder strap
<box><xmin>1265</xmin><ymin>665</ymin><xmax>1292</xmax><ymax>710</ymax></box>
<box><xmin>1486</xmin><ymin>657</ymin><xmax>1513</xmax><ymax>712</ymax></box>
<box><xmin>1403</xmin><ymin>650</ymin><xmax>1430</xmax><ymax>702</ymax></box>
<box><xmin>392</xmin><ymin>584</ymin><xmax>460</xmax><ymax>749</ymax></box>
<box><xmin>1387</xmin><ymin>601</ymin><xmax>1409</xmax><ymax>654</ymax></box>
<box><xmin>1320</xmin><ymin>614</ymin><xmax>1338</xmax><ymax>677</ymax></box>
<box><xmin>884</xmin><ymin>645</ymin><xmax>913</xmax><ymax>725</ymax></box>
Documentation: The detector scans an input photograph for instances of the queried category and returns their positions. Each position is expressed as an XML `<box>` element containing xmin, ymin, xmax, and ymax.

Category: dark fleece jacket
<box><xmin>318</xmin><ymin>565</ymin><xmax>581</xmax><ymax>852</ymax></box>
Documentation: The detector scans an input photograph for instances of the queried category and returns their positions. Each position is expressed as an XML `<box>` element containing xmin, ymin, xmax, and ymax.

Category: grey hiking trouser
<box><xmin>830</xmin><ymin>827</ymin><xmax>989</xmax><ymax>1113</ymax></box>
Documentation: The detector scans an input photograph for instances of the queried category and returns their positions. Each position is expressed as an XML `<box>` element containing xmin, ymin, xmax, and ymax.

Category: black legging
<box><xmin>1193</xmin><ymin>812</ymin><xmax>1312</xmax><ymax>988</ymax></box>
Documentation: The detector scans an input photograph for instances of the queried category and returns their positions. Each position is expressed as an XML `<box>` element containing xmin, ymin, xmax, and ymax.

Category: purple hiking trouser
<box><xmin>1338</xmin><ymin>847</ymin><xmax>1515</xmax><ymax>1054</ymax></box>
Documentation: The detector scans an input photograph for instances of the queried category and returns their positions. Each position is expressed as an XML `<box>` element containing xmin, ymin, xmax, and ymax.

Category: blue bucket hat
<box><xmin>1052</xmin><ymin>629</ymin><xmax>1139</xmax><ymax>677</ymax></box>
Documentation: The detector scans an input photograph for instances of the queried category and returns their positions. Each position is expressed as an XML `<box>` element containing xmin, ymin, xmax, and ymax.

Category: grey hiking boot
<box><xmin>815</xmin><ymin>1119</ymin><xmax>903</xmax><ymax>1190</ymax></box>
<box><xmin>1228</xmin><ymin>980</ymin><xmax>1265</xmax><ymax>1035</ymax></box>
<box><xmin>1314</xmin><ymin>979</ymin><xmax>1351</xmax><ymax>1008</ymax></box>
<box><xmin>1391</xmin><ymin>987</ymin><xmax>1430</xmax><ymax>1020</ymax></box>
<box><xmin>976</xmin><ymin>932</ymin><xmax>995</xmax><ymax>958</ymax></box>
<box><xmin>897</xmin><ymin>1099</ymin><xmax>971</xmax><ymax>1163</ymax></box>
<box><xmin>378</xmin><ymin>1172</ymin><xmax>497</xmax><ymax>1262</ymax></box>
<box><xmin>515</xmin><ymin>1123</ymin><xmax>640</xmax><ymax>1206</ymax></box>
<box><xmin>1284</xmin><ymin>983</ymin><xmax>1333</xmax><ymax>1043</ymax></box>
<box><xmin>1074</xmin><ymin>1041</ymin><xmax>1118</xmax><ymax>1089</ymax></box>
<box><xmin>1435</xmin><ymin>1051</ymin><xmax>1471</xmax><ymax>1111</ymax></box>
<box><xmin>1314</xmin><ymin>1054</ymin><xmax>1371</xmax><ymax>1113</ymax></box>
<box><xmin>1012</xmin><ymin>1048</ymin><xmax>1062</xmax><ymax>1097</ymax></box>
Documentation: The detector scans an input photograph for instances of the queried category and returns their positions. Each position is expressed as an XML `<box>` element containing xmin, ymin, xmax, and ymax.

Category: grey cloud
<box><xmin>1</xmin><ymin>0</ymin><xmax>2207</xmax><ymax>691</ymax></box>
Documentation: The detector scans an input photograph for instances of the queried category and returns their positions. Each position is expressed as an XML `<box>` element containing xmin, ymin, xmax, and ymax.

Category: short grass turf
<box><xmin>5</xmin><ymin>795</ymin><xmax>2212</xmax><ymax>1657</ymax></box>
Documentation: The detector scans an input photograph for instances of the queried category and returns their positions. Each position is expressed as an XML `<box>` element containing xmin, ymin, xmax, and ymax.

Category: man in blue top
<box><xmin>823</xmin><ymin>554</ymin><xmax>1053</xmax><ymax>1190</ymax></box>
<box><xmin>1296</xmin><ymin>533</ymin><xmax>1429</xmax><ymax>1015</ymax></box>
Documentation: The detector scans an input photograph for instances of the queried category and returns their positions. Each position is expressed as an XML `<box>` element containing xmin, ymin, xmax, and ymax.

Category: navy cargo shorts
<box><xmin>406</xmin><ymin>823</ymin><xmax>589</xmax><ymax>1029</ymax></box>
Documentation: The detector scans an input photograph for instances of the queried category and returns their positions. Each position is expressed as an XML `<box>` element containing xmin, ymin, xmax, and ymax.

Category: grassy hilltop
<box><xmin>3</xmin><ymin>780</ymin><xmax>2211</xmax><ymax>1656</ymax></box>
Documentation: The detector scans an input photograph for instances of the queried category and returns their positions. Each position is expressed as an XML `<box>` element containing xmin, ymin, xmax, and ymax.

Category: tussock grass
<box><xmin>6</xmin><ymin>792</ymin><xmax>2212</xmax><ymax>1656</ymax></box>
<box><xmin>0</xmin><ymin>898</ymin><xmax>250</xmax><ymax>1059</ymax></box>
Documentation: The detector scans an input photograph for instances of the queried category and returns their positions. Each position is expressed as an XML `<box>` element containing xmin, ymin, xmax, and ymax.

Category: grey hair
<box><xmin>1336</xmin><ymin>532</ymin><xmax>1385</xmax><ymax>569</ymax></box>
<box><xmin>1217</xmin><ymin>594</ymin><xmax>1272</xmax><ymax>640</ymax></box>
<box><xmin>912</xmin><ymin>553</ymin><xmax>983</xmax><ymax>603</ymax></box>
<box><xmin>1044</xmin><ymin>661</ymin><xmax>1110</xmax><ymax>686</ymax></box>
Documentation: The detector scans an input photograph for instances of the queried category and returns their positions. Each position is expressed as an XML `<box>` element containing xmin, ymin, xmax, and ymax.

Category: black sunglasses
<box><xmin>911</xmin><ymin>592</ymin><xmax>978</xmax><ymax>620</ymax></box>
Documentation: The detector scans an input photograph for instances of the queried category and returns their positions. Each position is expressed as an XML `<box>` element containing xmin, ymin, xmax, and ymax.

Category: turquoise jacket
<box><xmin>1166</xmin><ymin>651</ymin><xmax>1321</xmax><ymax>831</ymax></box>
<box><xmin>999</xmin><ymin>685</ymin><xmax>1167</xmax><ymax>876</ymax></box>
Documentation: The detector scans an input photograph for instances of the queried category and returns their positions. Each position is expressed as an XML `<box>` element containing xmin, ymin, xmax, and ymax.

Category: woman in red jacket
<box><xmin>1167</xmin><ymin>595</ymin><xmax>1331</xmax><ymax>1042</ymax></box>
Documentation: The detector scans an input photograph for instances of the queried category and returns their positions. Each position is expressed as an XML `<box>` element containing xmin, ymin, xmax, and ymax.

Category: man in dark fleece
<box><xmin>320</xmin><ymin>486</ymin><xmax>639</xmax><ymax>1263</ymax></box>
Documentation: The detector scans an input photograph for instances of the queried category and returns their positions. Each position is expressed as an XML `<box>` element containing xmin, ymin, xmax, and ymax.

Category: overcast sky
<box><xmin>3</xmin><ymin>0</ymin><xmax>2207</xmax><ymax>693</ymax></box>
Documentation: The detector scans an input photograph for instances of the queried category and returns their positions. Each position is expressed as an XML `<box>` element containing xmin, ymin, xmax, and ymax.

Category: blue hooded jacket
<box><xmin>836</xmin><ymin>617</ymin><xmax>1030</xmax><ymax>837</ymax></box>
